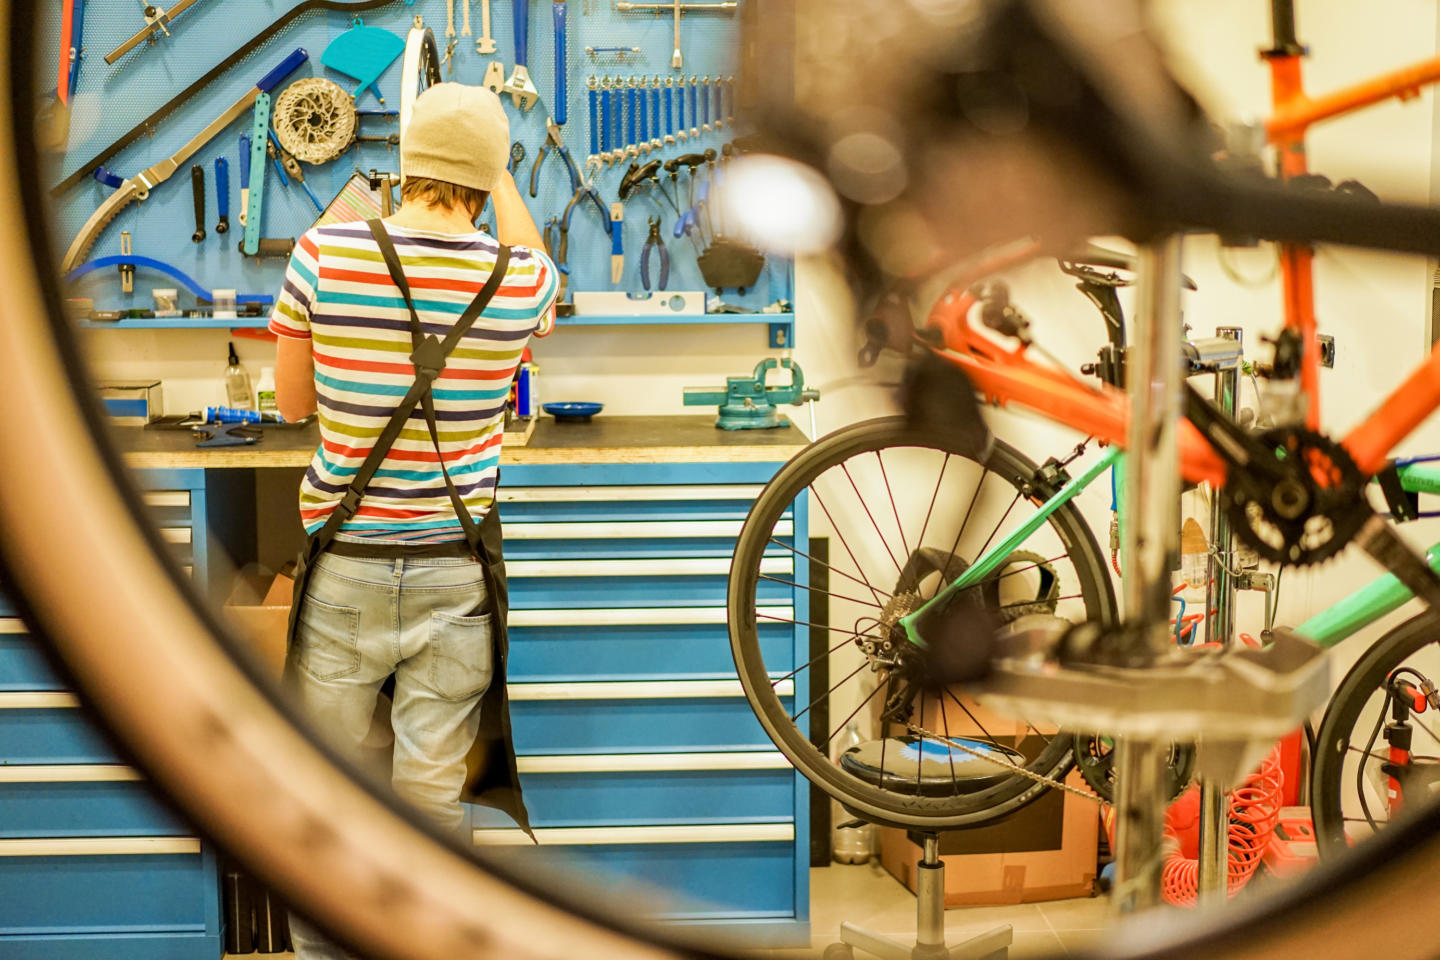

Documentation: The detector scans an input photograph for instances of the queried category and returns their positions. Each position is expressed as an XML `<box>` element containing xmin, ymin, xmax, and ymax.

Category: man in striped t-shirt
<box><xmin>272</xmin><ymin>84</ymin><xmax>556</xmax><ymax>960</ymax></box>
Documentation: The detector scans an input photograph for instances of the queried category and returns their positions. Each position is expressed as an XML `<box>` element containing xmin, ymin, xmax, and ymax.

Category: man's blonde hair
<box><xmin>400</xmin><ymin>177</ymin><xmax>490</xmax><ymax>221</ymax></box>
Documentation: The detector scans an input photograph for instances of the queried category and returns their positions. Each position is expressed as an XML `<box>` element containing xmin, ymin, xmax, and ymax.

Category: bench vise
<box><xmin>683</xmin><ymin>358</ymin><xmax>819</xmax><ymax>430</ymax></box>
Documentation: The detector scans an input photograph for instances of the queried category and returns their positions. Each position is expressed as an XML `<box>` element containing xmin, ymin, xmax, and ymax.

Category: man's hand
<box><xmin>491</xmin><ymin>170</ymin><xmax>546</xmax><ymax>252</ymax></box>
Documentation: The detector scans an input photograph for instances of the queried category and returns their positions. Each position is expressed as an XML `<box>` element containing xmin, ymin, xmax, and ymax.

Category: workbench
<box><xmin>2</xmin><ymin>416</ymin><xmax>815</xmax><ymax>955</ymax></box>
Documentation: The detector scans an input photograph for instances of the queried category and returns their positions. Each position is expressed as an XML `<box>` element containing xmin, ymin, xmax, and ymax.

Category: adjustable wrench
<box><xmin>477</xmin><ymin>0</ymin><xmax>498</xmax><ymax>54</ymax></box>
<box><xmin>504</xmin><ymin>0</ymin><xmax>539</xmax><ymax>111</ymax></box>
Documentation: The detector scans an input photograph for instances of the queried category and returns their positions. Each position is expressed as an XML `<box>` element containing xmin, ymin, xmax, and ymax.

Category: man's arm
<box><xmin>490</xmin><ymin>170</ymin><xmax>545</xmax><ymax>251</ymax></box>
<box><xmin>275</xmin><ymin>335</ymin><xmax>317</xmax><ymax>422</ymax></box>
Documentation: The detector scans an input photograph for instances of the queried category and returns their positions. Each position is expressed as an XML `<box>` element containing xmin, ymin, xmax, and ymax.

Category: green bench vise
<box><xmin>683</xmin><ymin>358</ymin><xmax>820</xmax><ymax>430</ymax></box>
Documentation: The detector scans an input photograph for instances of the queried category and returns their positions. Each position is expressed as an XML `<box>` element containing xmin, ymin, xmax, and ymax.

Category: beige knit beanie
<box><xmin>401</xmin><ymin>83</ymin><xmax>510</xmax><ymax>191</ymax></box>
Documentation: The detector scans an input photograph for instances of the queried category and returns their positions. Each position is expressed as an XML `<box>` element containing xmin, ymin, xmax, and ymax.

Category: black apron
<box><xmin>285</xmin><ymin>220</ymin><xmax>531</xmax><ymax>837</ymax></box>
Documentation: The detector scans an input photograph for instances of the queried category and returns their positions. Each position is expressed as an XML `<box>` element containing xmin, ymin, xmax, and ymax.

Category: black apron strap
<box><xmin>304</xmin><ymin>221</ymin><xmax>510</xmax><ymax>560</ymax></box>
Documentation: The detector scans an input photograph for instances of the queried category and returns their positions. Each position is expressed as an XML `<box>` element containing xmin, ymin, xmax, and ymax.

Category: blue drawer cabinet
<box><xmin>0</xmin><ymin>467</ymin><xmax>222</xmax><ymax>960</ymax></box>
<box><xmin>477</xmin><ymin>462</ymin><xmax>811</xmax><ymax>945</ymax></box>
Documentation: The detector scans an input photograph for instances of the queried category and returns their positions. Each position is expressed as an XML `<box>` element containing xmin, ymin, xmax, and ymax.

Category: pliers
<box><xmin>543</xmin><ymin>214</ymin><xmax>571</xmax><ymax>301</ymax></box>
<box><xmin>532</xmin><ymin>118</ymin><xmax>611</xmax><ymax>235</ymax></box>
<box><xmin>641</xmin><ymin>216</ymin><xmax>669</xmax><ymax>292</ymax></box>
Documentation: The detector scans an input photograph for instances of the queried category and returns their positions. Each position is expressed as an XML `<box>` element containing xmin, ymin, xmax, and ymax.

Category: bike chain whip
<box><xmin>904</xmin><ymin>723</ymin><xmax>1106</xmax><ymax>805</ymax></box>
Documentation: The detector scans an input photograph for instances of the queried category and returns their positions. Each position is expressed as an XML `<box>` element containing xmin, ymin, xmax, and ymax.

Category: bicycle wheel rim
<box><xmin>728</xmin><ymin>417</ymin><xmax>1117</xmax><ymax>829</ymax></box>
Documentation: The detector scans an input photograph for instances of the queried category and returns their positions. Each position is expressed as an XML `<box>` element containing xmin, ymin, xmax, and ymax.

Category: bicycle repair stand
<box><xmin>822</xmin><ymin>835</ymin><xmax>1011</xmax><ymax>960</ymax></box>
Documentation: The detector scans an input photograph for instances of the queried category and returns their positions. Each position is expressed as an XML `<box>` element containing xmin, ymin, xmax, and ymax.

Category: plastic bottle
<box><xmin>255</xmin><ymin>366</ymin><xmax>278</xmax><ymax>417</ymax></box>
<box><xmin>225</xmin><ymin>342</ymin><xmax>253</xmax><ymax>410</ymax></box>
<box><xmin>831</xmin><ymin>721</ymin><xmax>877</xmax><ymax>864</ymax></box>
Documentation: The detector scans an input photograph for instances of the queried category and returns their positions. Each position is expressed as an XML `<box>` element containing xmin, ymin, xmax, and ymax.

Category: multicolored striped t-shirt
<box><xmin>268</xmin><ymin>222</ymin><xmax>559</xmax><ymax>542</ymax></box>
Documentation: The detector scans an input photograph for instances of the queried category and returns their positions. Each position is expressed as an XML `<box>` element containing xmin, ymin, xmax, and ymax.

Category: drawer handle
<box><xmin>509</xmin><ymin>605</ymin><xmax>793</xmax><ymax>628</ymax></box>
<box><xmin>0</xmin><ymin>764</ymin><xmax>141</xmax><ymax>783</ymax></box>
<box><xmin>473</xmin><ymin>823</ymin><xmax>794</xmax><ymax>847</ymax></box>
<box><xmin>516</xmin><ymin>752</ymin><xmax>791</xmax><ymax>774</ymax></box>
<box><xmin>141</xmin><ymin>491</ymin><xmax>191</xmax><ymax>508</ymax></box>
<box><xmin>0</xmin><ymin>691</ymin><xmax>79</xmax><ymax>709</ymax></box>
<box><xmin>507</xmin><ymin>557</ymin><xmax>790</xmax><ymax>579</ymax></box>
<box><xmin>508</xmin><ymin>679</ymin><xmax>794</xmax><ymax>701</ymax></box>
<box><xmin>159</xmin><ymin>526</ymin><xmax>193</xmax><ymax>545</ymax></box>
<box><xmin>499</xmin><ymin>485</ymin><xmax>767</xmax><ymax>503</ymax></box>
<box><xmin>0</xmin><ymin>618</ymin><xmax>27</xmax><ymax>635</ymax></box>
<box><xmin>0</xmin><ymin>837</ymin><xmax>200</xmax><ymax>857</ymax></box>
<box><xmin>503</xmin><ymin>520</ymin><xmax>792</xmax><ymax>541</ymax></box>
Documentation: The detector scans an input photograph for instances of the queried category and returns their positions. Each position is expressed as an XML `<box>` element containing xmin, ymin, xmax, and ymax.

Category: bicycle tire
<box><xmin>1311</xmin><ymin>612</ymin><xmax>1440</xmax><ymax>859</ymax></box>
<box><xmin>728</xmin><ymin>416</ymin><xmax>1117</xmax><ymax>829</ymax></box>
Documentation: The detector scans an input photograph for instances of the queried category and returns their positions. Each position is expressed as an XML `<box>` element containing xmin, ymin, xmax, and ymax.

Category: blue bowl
<box><xmin>544</xmin><ymin>402</ymin><xmax>604</xmax><ymax>422</ymax></box>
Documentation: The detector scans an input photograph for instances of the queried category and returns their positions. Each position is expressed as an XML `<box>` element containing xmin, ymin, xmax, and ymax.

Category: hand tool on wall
<box><xmin>190</xmin><ymin>165</ymin><xmax>206</xmax><ymax>243</ymax></box>
<box><xmin>663</xmin><ymin>77</ymin><xmax>676</xmax><ymax>146</ymax></box>
<box><xmin>587</xmin><ymin>76</ymin><xmax>601</xmax><ymax>170</ymax></box>
<box><xmin>442</xmin><ymin>37</ymin><xmax>458</xmax><ymax>76</ymax></box>
<box><xmin>445</xmin><ymin>0</ymin><xmax>456</xmax><ymax>39</ymax></box>
<box><xmin>119</xmin><ymin>232</ymin><xmax>134</xmax><ymax>293</ymax></box>
<box><xmin>626</xmin><ymin>80</ymin><xmax>641</xmax><ymax>160</ymax></box>
<box><xmin>606</xmin><ymin>78</ymin><xmax>622</xmax><ymax>163</ymax></box>
<box><xmin>238</xmin><ymin>134</ymin><xmax>251</xmax><ymax>227</ymax></box>
<box><xmin>687</xmin><ymin>76</ymin><xmax>699</xmax><ymax>138</ymax></box>
<box><xmin>504</xmin><ymin>0</ymin><xmax>539</xmax><ymax>110</ymax></box>
<box><xmin>508</xmin><ymin>141</ymin><xmax>526</xmax><ymax>175</ymax></box>
<box><xmin>321</xmin><ymin>18</ymin><xmax>405</xmax><ymax>105</ymax></box>
<box><xmin>39</xmin><ymin>0</ymin><xmax>86</xmax><ymax>150</ymax></box>
<box><xmin>585</xmin><ymin>45</ymin><xmax>642</xmax><ymax>62</ymax></box>
<box><xmin>711</xmin><ymin>77</ymin><xmax>724</xmax><ymax>130</ymax></box>
<box><xmin>675</xmin><ymin>76</ymin><xmax>687</xmax><ymax>142</ymax></box>
<box><xmin>614</xmin><ymin>0</ymin><xmax>737</xmax><ymax>71</ymax></box>
<box><xmin>636</xmin><ymin>78</ymin><xmax>650</xmax><ymax>155</ymax></box>
<box><xmin>268</xmin><ymin>130</ymin><xmax>325</xmax><ymax>212</ymax></box>
<box><xmin>462</xmin><ymin>0</ymin><xmax>472</xmax><ymax>37</ymax></box>
<box><xmin>65</xmin><ymin>255</ymin><xmax>275</xmax><ymax>306</ymax></box>
<box><xmin>477</xmin><ymin>0</ymin><xmax>497</xmax><ymax>53</ymax></box>
<box><xmin>273</xmin><ymin>77</ymin><xmax>359</xmax><ymax>164</ymax></box>
<box><xmin>597</xmin><ymin>77</ymin><xmax>612</xmax><ymax>165</ymax></box>
<box><xmin>723</xmin><ymin>74</ymin><xmax>735</xmax><ymax>125</ymax></box>
<box><xmin>106</xmin><ymin>0</ymin><xmax>205</xmax><ymax>64</ymax></box>
<box><xmin>641</xmin><ymin>217</ymin><xmax>669</xmax><ymax>291</ymax></box>
<box><xmin>648</xmin><ymin>78</ymin><xmax>663</xmax><ymax>151</ymax></box>
<box><xmin>610</xmin><ymin>202</ymin><xmax>625</xmax><ymax>283</ymax></box>
<box><xmin>214</xmin><ymin>156</ymin><xmax>230</xmax><ymax>234</ymax></box>
<box><xmin>53</xmin><ymin>0</ymin><xmax>406</xmax><ymax>198</ymax></box>
<box><xmin>552</xmin><ymin>0</ymin><xmax>568</xmax><ymax>125</ymax></box>
<box><xmin>700</xmin><ymin>74</ymin><xmax>712</xmax><ymax>133</ymax></box>
<box><xmin>241</xmin><ymin>93</ymin><xmax>275</xmax><ymax>256</ymax></box>
<box><xmin>60</xmin><ymin>47</ymin><xmax>308</xmax><ymax>273</ymax></box>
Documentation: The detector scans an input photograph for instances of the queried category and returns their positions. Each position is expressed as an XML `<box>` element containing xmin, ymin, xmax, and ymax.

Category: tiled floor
<box><xmin>748</xmin><ymin>860</ymin><xmax>1110</xmax><ymax>959</ymax></box>
<box><xmin>227</xmin><ymin>862</ymin><xmax>1112</xmax><ymax>959</ymax></box>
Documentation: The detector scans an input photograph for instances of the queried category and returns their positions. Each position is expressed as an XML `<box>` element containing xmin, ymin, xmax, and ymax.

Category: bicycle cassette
<box><xmin>1221</xmin><ymin>426</ymin><xmax>1370</xmax><ymax>566</ymax></box>
<box><xmin>273</xmin><ymin>77</ymin><xmax>358</xmax><ymax>165</ymax></box>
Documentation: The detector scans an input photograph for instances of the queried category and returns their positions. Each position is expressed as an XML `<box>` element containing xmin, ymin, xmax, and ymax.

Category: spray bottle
<box><xmin>225</xmin><ymin>342</ymin><xmax>253</xmax><ymax>410</ymax></box>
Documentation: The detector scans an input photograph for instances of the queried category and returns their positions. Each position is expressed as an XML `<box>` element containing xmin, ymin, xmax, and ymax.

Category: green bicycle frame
<box><xmin>898</xmin><ymin>453</ymin><xmax>1440</xmax><ymax>651</ymax></box>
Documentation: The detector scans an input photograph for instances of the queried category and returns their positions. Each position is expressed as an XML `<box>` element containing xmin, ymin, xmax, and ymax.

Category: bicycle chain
<box><xmin>904</xmin><ymin>722</ymin><xmax>1105</xmax><ymax>805</ymax></box>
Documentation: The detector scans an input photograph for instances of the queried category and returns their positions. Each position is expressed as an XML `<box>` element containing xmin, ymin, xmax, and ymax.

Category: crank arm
<box><xmin>106</xmin><ymin>0</ymin><xmax>205</xmax><ymax>64</ymax></box>
<box><xmin>1356</xmin><ymin>514</ymin><xmax>1440</xmax><ymax>614</ymax></box>
<box><xmin>1182</xmin><ymin>382</ymin><xmax>1291</xmax><ymax>485</ymax></box>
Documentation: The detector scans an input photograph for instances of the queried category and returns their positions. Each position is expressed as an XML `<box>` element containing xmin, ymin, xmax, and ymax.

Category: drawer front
<box><xmin>0</xmin><ymin>851</ymin><xmax>210</xmax><ymax>935</ymax></box>
<box><xmin>0</xmin><ymin>778</ymin><xmax>186</xmax><ymax>839</ymax></box>
<box><xmin>478</xmin><ymin>834</ymin><xmax>797</xmax><ymax>919</ymax></box>
<box><xmin>0</xmin><ymin>628</ymin><xmax>62</xmax><ymax>692</ymax></box>
<box><xmin>507</xmin><ymin>622</ymin><xmax>794</xmax><ymax>681</ymax></box>
<box><xmin>0</xmin><ymin>705</ymin><xmax>117</xmax><ymax>766</ymax></box>
<box><xmin>497</xmin><ymin>484</ymin><xmax>770</xmax><ymax>524</ymax></box>
<box><xmin>510</xmin><ymin>695</ymin><xmax>791</xmax><ymax>754</ymax></box>
<box><xmin>516</xmin><ymin>766</ymin><xmax>795</xmax><ymax>826</ymax></box>
<box><xmin>508</xmin><ymin>572</ymin><xmax>793</xmax><ymax>610</ymax></box>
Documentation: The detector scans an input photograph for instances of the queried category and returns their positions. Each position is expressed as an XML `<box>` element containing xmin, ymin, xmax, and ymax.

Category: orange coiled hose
<box><xmin>1160</xmin><ymin>747</ymin><xmax>1285</xmax><ymax>907</ymax></box>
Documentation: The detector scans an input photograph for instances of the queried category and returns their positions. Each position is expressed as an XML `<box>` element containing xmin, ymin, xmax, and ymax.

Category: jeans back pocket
<box><xmin>297</xmin><ymin>596</ymin><xmax>362</xmax><ymax>681</ymax></box>
<box><xmin>428</xmin><ymin>611</ymin><xmax>495</xmax><ymax>701</ymax></box>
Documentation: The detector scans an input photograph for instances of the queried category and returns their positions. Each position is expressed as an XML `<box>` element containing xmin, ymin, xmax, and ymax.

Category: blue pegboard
<box><xmin>39</xmin><ymin>0</ymin><xmax>791</xmax><ymax>323</ymax></box>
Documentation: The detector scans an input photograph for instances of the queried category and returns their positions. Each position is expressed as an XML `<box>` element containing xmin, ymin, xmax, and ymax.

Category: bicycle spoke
<box><xmin>1026</xmin><ymin>723</ymin><xmax>1053</xmax><ymax>746</ymax></box>
<box><xmin>811</xmin><ymin>487</ymin><xmax>892</xmax><ymax>606</ymax></box>
<box><xmin>943</xmin><ymin>471</ymin><xmax>989</xmax><ymax>570</ymax></box>
<box><xmin>876</xmin><ymin>450</ymin><xmax>911</xmax><ymax>559</ymax></box>
<box><xmin>772</xmin><ymin>632</ymin><xmax>870</xmax><ymax>687</ymax></box>
<box><xmin>1346</xmin><ymin>745</ymin><xmax>1393</xmax><ymax>764</ymax></box>
<box><xmin>766</xmin><ymin>537</ymin><xmax>894</xmax><ymax>600</ymax></box>
<box><xmin>943</xmin><ymin>686</ymin><xmax>1006</xmax><ymax>753</ymax></box>
<box><xmin>939</xmin><ymin>690</ymin><xmax>960</xmax><ymax>795</ymax></box>
<box><xmin>826</xmin><ymin>677</ymin><xmax>888</xmax><ymax>748</ymax></box>
<box><xmin>974</xmin><ymin>490</ymin><xmax>1024</xmax><ymax>559</ymax></box>
<box><xmin>757</xmin><ymin>573</ymin><xmax>883</xmax><ymax>609</ymax></box>
<box><xmin>914</xmin><ymin>456</ymin><xmax>953</xmax><ymax>557</ymax></box>
<box><xmin>792</xmin><ymin>660</ymin><xmax>869</xmax><ymax>725</ymax></box>
<box><xmin>755</xmin><ymin>611</ymin><xmax>887</xmax><ymax>642</ymax></box>
<box><xmin>840</xmin><ymin>460</ymin><xmax>905</xmax><ymax>576</ymax></box>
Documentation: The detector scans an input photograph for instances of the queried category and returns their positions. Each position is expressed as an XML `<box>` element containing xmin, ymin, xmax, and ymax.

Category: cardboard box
<box><xmin>223</xmin><ymin>571</ymin><xmax>294</xmax><ymax>681</ymax></box>
<box><xmin>878</xmin><ymin>770</ymin><xmax>1099</xmax><ymax>906</ymax></box>
<box><xmin>876</xmin><ymin>691</ymin><xmax>1099</xmax><ymax>906</ymax></box>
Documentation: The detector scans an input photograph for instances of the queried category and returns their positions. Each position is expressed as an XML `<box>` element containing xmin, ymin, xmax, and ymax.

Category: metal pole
<box><xmin>1198</xmin><ymin>326</ymin><xmax>1242</xmax><ymax>905</ymax></box>
<box><xmin>1113</xmin><ymin>235</ymin><xmax>1186</xmax><ymax>916</ymax></box>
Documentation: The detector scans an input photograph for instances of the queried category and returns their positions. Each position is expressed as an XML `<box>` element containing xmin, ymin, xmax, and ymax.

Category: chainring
<box><xmin>1072</xmin><ymin>732</ymin><xmax>1195</xmax><ymax>803</ymax></box>
<box><xmin>273</xmin><ymin>78</ymin><xmax>357</xmax><ymax>165</ymax></box>
<box><xmin>1221</xmin><ymin>426</ymin><xmax>1369</xmax><ymax>566</ymax></box>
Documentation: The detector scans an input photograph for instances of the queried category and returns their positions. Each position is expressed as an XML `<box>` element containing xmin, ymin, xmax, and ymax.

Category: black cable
<box><xmin>1356</xmin><ymin>687</ymin><xmax>1390</xmax><ymax>831</ymax></box>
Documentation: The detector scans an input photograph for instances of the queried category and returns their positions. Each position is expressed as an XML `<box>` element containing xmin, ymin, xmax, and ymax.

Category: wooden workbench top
<box><xmin>115</xmin><ymin>415</ymin><xmax>810</xmax><ymax>469</ymax></box>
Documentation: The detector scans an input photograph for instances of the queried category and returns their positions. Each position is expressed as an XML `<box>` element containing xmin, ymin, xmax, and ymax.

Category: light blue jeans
<box><xmin>284</xmin><ymin>550</ymin><xmax>494</xmax><ymax>960</ymax></box>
